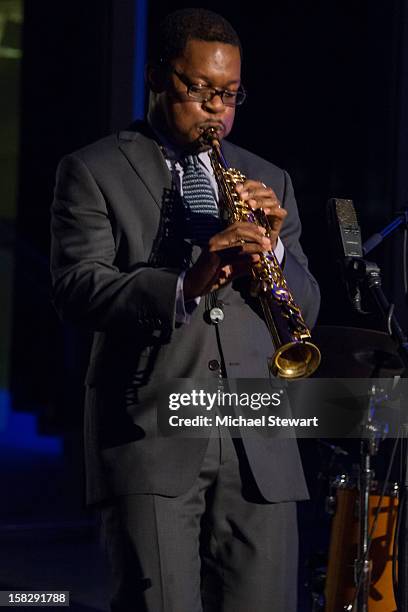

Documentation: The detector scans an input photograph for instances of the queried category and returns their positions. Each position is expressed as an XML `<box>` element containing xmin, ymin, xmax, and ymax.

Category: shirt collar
<box><xmin>147</xmin><ymin>118</ymin><xmax>214</xmax><ymax>173</ymax></box>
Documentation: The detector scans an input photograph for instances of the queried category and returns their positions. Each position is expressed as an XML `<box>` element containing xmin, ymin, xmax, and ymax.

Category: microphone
<box><xmin>363</xmin><ymin>209</ymin><xmax>408</xmax><ymax>255</ymax></box>
<box><xmin>327</xmin><ymin>198</ymin><xmax>364</xmax><ymax>312</ymax></box>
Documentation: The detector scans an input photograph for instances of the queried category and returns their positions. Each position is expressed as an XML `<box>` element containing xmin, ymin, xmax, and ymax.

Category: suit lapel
<box><xmin>118</xmin><ymin>128</ymin><xmax>172</xmax><ymax>210</ymax></box>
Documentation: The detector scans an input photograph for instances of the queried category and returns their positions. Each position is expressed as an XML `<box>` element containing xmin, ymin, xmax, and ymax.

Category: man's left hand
<box><xmin>235</xmin><ymin>180</ymin><xmax>287</xmax><ymax>249</ymax></box>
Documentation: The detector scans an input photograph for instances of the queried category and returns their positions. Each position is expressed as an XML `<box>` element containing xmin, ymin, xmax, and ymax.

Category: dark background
<box><xmin>4</xmin><ymin>0</ymin><xmax>408</xmax><ymax>609</ymax></box>
<box><xmin>12</xmin><ymin>0</ymin><xmax>408</xmax><ymax>419</ymax></box>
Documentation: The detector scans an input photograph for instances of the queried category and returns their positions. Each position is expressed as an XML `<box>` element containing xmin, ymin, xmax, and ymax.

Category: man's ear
<box><xmin>146</xmin><ymin>63</ymin><xmax>168</xmax><ymax>93</ymax></box>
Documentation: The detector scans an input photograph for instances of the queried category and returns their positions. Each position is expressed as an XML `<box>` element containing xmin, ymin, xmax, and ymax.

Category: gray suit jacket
<box><xmin>50</xmin><ymin>122</ymin><xmax>320</xmax><ymax>505</ymax></box>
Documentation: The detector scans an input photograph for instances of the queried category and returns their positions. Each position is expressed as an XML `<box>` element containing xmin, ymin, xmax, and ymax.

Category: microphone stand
<box><xmin>345</xmin><ymin>219</ymin><xmax>408</xmax><ymax>611</ymax></box>
<box><xmin>346</xmin><ymin>257</ymin><xmax>408</xmax><ymax>370</ymax></box>
<box><xmin>350</xmin><ymin>385</ymin><xmax>389</xmax><ymax>612</ymax></box>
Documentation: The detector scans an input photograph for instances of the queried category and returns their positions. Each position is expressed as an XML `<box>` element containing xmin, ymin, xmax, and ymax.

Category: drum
<box><xmin>325</xmin><ymin>475</ymin><xmax>398</xmax><ymax>612</ymax></box>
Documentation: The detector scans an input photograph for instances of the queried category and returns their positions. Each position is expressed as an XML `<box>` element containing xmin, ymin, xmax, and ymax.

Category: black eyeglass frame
<box><xmin>171</xmin><ymin>69</ymin><xmax>247</xmax><ymax>107</ymax></box>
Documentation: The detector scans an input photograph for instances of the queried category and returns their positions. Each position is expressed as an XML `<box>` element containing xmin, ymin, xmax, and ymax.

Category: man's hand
<box><xmin>183</xmin><ymin>221</ymin><xmax>271</xmax><ymax>300</ymax></box>
<box><xmin>235</xmin><ymin>180</ymin><xmax>287</xmax><ymax>249</ymax></box>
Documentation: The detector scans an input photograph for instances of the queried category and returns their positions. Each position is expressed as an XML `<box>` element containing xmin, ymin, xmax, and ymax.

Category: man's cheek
<box><xmin>223</xmin><ymin>114</ymin><xmax>235</xmax><ymax>137</ymax></box>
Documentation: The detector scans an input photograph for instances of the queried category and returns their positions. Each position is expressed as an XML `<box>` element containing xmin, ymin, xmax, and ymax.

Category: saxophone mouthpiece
<box><xmin>201</xmin><ymin>126</ymin><xmax>220</xmax><ymax>148</ymax></box>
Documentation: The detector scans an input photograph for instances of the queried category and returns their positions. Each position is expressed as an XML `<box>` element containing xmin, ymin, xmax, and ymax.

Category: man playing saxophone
<box><xmin>50</xmin><ymin>7</ymin><xmax>320</xmax><ymax>611</ymax></box>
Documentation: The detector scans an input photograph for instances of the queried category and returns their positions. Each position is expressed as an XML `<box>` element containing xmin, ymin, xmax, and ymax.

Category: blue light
<box><xmin>0</xmin><ymin>388</ymin><xmax>11</xmax><ymax>431</ymax></box>
<box><xmin>133</xmin><ymin>0</ymin><xmax>147</xmax><ymax>119</ymax></box>
<box><xmin>0</xmin><ymin>390</ymin><xmax>62</xmax><ymax>455</ymax></box>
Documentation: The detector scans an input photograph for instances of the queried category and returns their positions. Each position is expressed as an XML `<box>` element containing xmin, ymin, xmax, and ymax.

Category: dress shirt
<box><xmin>148</xmin><ymin>123</ymin><xmax>284</xmax><ymax>323</ymax></box>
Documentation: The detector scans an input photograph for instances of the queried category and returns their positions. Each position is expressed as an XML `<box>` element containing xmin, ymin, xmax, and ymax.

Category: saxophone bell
<box><xmin>202</xmin><ymin>127</ymin><xmax>321</xmax><ymax>379</ymax></box>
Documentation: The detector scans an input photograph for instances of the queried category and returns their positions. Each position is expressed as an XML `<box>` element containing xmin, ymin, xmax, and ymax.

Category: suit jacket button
<box><xmin>208</xmin><ymin>359</ymin><xmax>220</xmax><ymax>371</ymax></box>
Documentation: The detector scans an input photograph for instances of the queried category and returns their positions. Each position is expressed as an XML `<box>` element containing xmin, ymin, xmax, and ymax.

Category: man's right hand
<box><xmin>183</xmin><ymin>221</ymin><xmax>271</xmax><ymax>300</ymax></box>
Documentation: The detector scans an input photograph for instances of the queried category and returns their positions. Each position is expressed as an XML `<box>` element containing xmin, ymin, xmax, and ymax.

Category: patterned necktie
<box><xmin>181</xmin><ymin>155</ymin><xmax>221</xmax><ymax>246</ymax></box>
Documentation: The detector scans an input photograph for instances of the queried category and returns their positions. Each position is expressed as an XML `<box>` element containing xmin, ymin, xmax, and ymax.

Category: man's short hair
<box><xmin>149</xmin><ymin>8</ymin><xmax>242</xmax><ymax>67</ymax></box>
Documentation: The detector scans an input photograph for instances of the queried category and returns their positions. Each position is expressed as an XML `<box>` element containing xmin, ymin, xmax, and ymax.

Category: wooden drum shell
<box><xmin>325</xmin><ymin>485</ymin><xmax>398</xmax><ymax>612</ymax></box>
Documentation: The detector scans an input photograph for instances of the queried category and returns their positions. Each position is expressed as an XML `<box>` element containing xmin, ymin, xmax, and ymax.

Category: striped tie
<box><xmin>181</xmin><ymin>155</ymin><xmax>221</xmax><ymax>246</ymax></box>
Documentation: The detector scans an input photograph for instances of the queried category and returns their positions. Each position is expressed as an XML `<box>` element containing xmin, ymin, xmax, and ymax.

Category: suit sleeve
<box><xmin>279</xmin><ymin>170</ymin><xmax>320</xmax><ymax>328</ymax></box>
<box><xmin>50</xmin><ymin>154</ymin><xmax>179</xmax><ymax>332</ymax></box>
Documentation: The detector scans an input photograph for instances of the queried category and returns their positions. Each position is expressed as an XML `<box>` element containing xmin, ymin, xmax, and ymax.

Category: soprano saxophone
<box><xmin>202</xmin><ymin>127</ymin><xmax>321</xmax><ymax>379</ymax></box>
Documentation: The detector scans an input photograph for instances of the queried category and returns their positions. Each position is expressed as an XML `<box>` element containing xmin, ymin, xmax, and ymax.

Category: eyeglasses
<box><xmin>171</xmin><ymin>69</ymin><xmax>247</xmax><ymax>107</ymax></box>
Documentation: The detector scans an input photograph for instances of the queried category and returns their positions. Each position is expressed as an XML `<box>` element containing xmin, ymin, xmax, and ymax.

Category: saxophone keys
<box><xmin>250</xmin><ymin>279</ymin><xmax>268</xmax><ymax>297</ymax></box>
